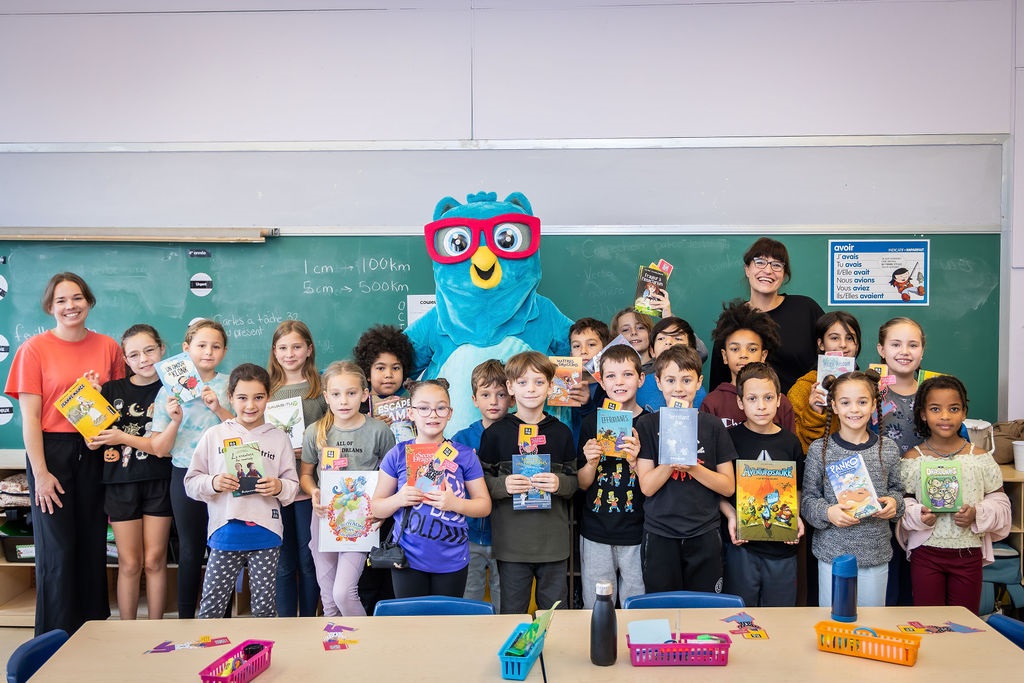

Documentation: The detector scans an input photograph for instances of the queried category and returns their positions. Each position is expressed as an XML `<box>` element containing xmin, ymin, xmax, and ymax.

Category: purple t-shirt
<box><xmin>380</xmin><ymin>440</ymin><xmax>484</xmax><ymax>573</ymax></box>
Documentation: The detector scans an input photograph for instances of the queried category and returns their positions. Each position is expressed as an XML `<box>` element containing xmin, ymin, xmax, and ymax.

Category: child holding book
<box><xmin>636</xmin><ymin>316</ymin><xmax>708</xmax><ymax>412</ymax></box>
<box><xmin>577</xmin><ymin>344</ymin><xmax>647</xmax><ymax>607</ymax></box>
<box><xmin>636</xmin><ymin>345</ymin><xmax>737</xmax><ymax>593</ymax></box>
<box><xmin>352</xmin><ymin>323</ymin><xmax>414</xmax><ymax>420</ymax></box>
<box><xmin>788</xmin><ymin>311</ymin><xmax>862</xmax><ymax>453</ymax></box>
<box><xmin>701</xmin><ymin>299</ymin><xmax>795</xmax><ymax>431</ymax></box>
<box><xmin>300</xmin><ymin>361</ymin><xmax>396</xmax><ymax>616</ymax></box>
<box><xmin>721</xmin><ymin>362</ymin><xmax>805</xmax><ymax>607</ymax></box>
<box><xmin>267</xmin><ymin>320</ymin><xmax>328</xmax><ymax>617</ymax></box>
<box><xmin>184</xmin><ymin>363</ymin><xmax>299</xmax><ymax>618</ymax></box>
<box><xmin>610</xmin><ymin>308</ymin><xmax>654</xmax><ymax>364</ymax></box>
<box><xmin>802</xmin><ymin>371</ymin><xmax>903</xmax><ymax>607</ymax></box>
<box><xmin>452</xmin><ymin>359</ymin><xmax>512</xmax><ymax>613</ymax></box>
<box><xmin>875</xmin><ymin>317</ymin><xmax>927</xmax><ymax>454</ymax></box>
<box><xmin>372</xmin><ymin>379</ymin><xmax>492</xmax><ymax>598</ymax></box>
<box><xmin>151</xmin><ymin>318</ymin><xmax>232</xmax><ymax>619</ymax></box>
<box><xmin>87</xmin><ymin>324</ymin><xmax>178</xmax><ymax>620</ymax></box>
<box><xmin>478</xmin><ymin>351</ymin><xmax>579</xmax><ymax>614</ymax></box>
<box><xmin>897</xmin><ymin>375</ymin><xmax>1010</xmax><ymax>613</ymax></box>
<box><xmin>568</xmin><ymin>317</ymin><xmax>610</xmax><ymax>444</ymax></box>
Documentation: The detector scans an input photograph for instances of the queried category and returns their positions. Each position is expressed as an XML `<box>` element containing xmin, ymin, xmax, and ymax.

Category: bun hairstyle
<box><xmin>913</xmin><ymin>374</ymin><xmax>969</xmax><ymax>440</ymax></box>
<box><xmin>405</xmin><ymin>377</ymin><xmax>451</xmax><ymax>399</ymax></box>
<box><xmin>820</xmin><ymin>369</ymin><xmax>885</xmax><ymax>472</ymax></box>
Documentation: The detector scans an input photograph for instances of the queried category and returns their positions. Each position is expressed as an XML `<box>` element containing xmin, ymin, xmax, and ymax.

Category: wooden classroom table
<box><xmin>540</xmin><ymin>606</ymin><xmax>1024</xmax><ymax>681</ymax></box>
<box><xmin>29</xmin><ymin>613</ymin><xmax>540</xmax><ymax>682</ymax></box>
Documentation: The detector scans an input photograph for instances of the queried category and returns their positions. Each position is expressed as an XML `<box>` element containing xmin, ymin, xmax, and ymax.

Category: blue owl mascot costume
<box><xmin>405</xmin><ymin>191</ymin><xmax>573</xmax><ymax>433</ymax></box>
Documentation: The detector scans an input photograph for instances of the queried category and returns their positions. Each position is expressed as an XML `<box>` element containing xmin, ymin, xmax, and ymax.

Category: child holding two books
<box><xmin>372</xmin><ymin>379</ymin><xmax>492</xmax><ymax>598</ymax></box>
<box><xmin>185</xmin><ymin>363</ymin><xmax>299</xmax><ymax>618</ymax></box>
<box><xmin>577</xmin><ymin>344</ymin><xmax>647</xmax><ymax>607</ymax></box>
<box><xmin>721</xmin><ymin>362</ymin><xmax>804</xmax><ymax>607</ymax></box>
<box><xmin>635</xmin><ymin>345</ymin><xmax>737</xmax><ymax>593</ymax></box>
<box><xmin>479</xmin><ymin>351</ymin><xmax>579</xmax><ymax>614</ymax></box>
<box><xmin>452</xmin><ymin>359</ymin><xmax>512</xmax><ymax>613</ymax></box>
<box><xmin>802</xmin><ymin>371</ymin><xmax>903</xmax><ymax>607</ymax></box>
<box><xmin>897</xmin><ymin>375</ymin><xmax>1010</xmax><ymax>613</ymax></box>
<box><xmin>300</xmin><ymin>361</ymin><xmax>395</xmax><ymax>616</ymax></box>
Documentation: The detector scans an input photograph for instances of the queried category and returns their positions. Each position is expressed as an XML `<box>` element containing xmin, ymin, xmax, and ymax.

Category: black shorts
<box><xmin>105</xmin><ymin>479</ymin><xmax>172</xmax><ymax>522</ymax></box>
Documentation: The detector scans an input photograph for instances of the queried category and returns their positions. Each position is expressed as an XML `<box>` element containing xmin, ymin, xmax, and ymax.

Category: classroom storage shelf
<box><xmin>1001</xmin><ymin>465</ymin><xmax>1024</xmax><ymax>582</ymax></box>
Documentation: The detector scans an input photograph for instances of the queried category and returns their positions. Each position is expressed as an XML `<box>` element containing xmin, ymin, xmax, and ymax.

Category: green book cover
<box><xmin>920</xmin><ymin>459</ymin><xmax>962</xmax><ymax>512</ymax></box>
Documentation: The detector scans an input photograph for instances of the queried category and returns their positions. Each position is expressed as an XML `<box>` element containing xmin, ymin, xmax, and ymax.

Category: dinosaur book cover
<box><xmin>735</xmin><ymin>459</ymin><xmax>799</xmax><ymax>542</ymax></box>
<box><xmin>54</xmin><ymin>377</ymin><xmax>120</xmax><ymax>440</ymax></box>
<box><xmin>920</xmin><ymin>460</ymin><xmax>962</xmax><ymax>512</ymax></box>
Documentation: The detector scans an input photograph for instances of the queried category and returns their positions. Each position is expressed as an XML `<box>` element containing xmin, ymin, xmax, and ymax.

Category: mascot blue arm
<box><xmin>405</xmin><ymin>191</ymin><xmax>572</xmax><ymax>434</ymax></box>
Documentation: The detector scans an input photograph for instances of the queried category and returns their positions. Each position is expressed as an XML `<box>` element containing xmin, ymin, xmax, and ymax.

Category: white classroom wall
<box><xmin>0</xmin><ymin>0</ymin><xmax>1022</xmax><ymax>417</ymax></box>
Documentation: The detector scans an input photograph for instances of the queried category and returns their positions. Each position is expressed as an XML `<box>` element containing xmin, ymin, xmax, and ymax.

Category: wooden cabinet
<box><xmin>1001</xmin><ymin>464</ymin><xmax>1024</xmax><ymax>582</ymax></box>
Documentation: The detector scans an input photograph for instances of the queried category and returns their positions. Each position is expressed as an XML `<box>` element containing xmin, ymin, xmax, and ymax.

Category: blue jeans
<box><xmin>276</xmin><ymin>498</ymin><xmax>319</xmax><ymax>616</ymax></box>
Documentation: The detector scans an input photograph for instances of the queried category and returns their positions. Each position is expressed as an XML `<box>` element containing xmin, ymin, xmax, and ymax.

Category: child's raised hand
<box><xmin>396</xmin><ymin>484</ymin><xmax>424</xmax><ymax>508</ymax></box>
<box><xmin>648</xmin><ymin>287</ymin><xmax>672</xmax><ymax>317</ymax></box>
<box><xmin>953</xmin><ymin>503</ymin><xmax>977</xmax><ymax>528</ymax></box>
<box><xmin>201</xmin><ymin>385</ymin><xmax>221</xmax><ymax>412</ymax></box>
<box><xmin>826</xmin><ymin>502</ymin><xmax>860</xmax><ymax>527</ymax></box>
<box><xmin>83</xmin><ymin>370</ymin><xmax>102</xmax><ymax>392</ymax></box>
<box><xmin>809</xmin><ymin>382</ymin><xmax>828</xmax><ymax>415</ymax></box>
<box><xmin>311</xmin><ymin>489</ymin><xmax>328</xmax><ymax>518</ymax></box>
<box><xmin>256</xmin><ymin>476</ymin><xmax>283</xmax><ymax>497</ymax></box>
<box><xmin>166</xmin><ymin>395</ymin><xmax>183</xmax><ymax>422</ymax></box>
<box><xmin>530</xmin><ymin>471</ymin><xmax>559</xmax><ymax>494</ymax></box>
<box><xmin>873</xmin><ymin>496</ymin><xmax>898</xmax><ymax>520</ymax></box>
<box><xmin>582</xmin><ymin>439</ymin><xmax>603</xmax><ymax>467</ymax></box>
<box><xmin>784</xmin><ymin>517</ymin><xmax>806</xmax><ymax>545</ymax></box>
<box><xmin>568</xmin><ymin>379</ymin><xmax>591</xmax><ymax>406</ymax></box>
<box><xmin>505</xmin><ymin>474</ymin><xmax>533</xmax><ymax>495</ymax></box>
<box><xmin>213</xmin><ymin>472</ymin><xmax>239</xmax><ymax>494</ymax></box>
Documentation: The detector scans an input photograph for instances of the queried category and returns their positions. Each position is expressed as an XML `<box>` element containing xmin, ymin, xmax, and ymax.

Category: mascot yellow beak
<box><xmin>470</xmin><ymin>245</ymin><xmax>502</xmax><ymax>289</ymax></box>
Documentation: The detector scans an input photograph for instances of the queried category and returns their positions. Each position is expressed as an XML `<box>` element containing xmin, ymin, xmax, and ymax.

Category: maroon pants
<box><xmin>909</xmin><ymin>544</ymin><xmax>982</xmax><ymax>614</ymax></box>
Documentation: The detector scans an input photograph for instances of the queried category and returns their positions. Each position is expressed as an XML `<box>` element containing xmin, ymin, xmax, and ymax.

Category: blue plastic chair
<box><xmin>987</xmin><ymin>613</ymin><xmax>1024</xmax><ymax>650</ymax></box>
<box><xmin>623</xmin><ymin>590</ymin><xmax>745</xmax><ymax>609</ymax></box>
<box><xmin>372</xmin><ymin>596</ymin><xmax>495</xmax><ymax>616</ymax></box>
<box><xmin>6</xmin><ymin>629</ymin><xmax>69</xmax><ymax>683</ymax></box>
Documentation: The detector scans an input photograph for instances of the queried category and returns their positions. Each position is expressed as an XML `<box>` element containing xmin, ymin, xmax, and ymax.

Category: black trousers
<box><xmin>170</xmin><ymin>465</ymin><xmax>210</xmax><ymax>618</ymax></box>
<box><xmin>641</xmin><ymin>527</ymin><xmax>723</xmax><ymax>594</ymax></box>
<box><xmin>27</xmin><ymin>433</ymin><xmax>110</xmax><ymax>635</ymax></box>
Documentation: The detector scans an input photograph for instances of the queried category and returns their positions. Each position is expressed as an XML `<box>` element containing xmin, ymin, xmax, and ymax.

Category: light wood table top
<box><xmin>31</xmin><ymin>614</ymin><xmax>540</xmax><ymax>682</ymax></box>
<box><xmin>540</xmin><ymin>605</ymin><xmax>1024</xmax><ymax>680</ymax></box>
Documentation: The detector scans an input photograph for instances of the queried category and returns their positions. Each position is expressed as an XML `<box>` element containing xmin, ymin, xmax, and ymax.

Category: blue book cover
<box><xmin>512</xmin><ymin>453</ymin><xmax>551</xmax><ymax>510</ymax></box>
<box><xmin>658</xmin><ymin>407</ymin><xmax>699</xmax><ymax>466</ymax></box>
<box><xmin>154</xmin><ymin>351</ymin><xmax>204</xmax><ymax>403</ymax></box>
<box><xmin>596</xmin><ymin>407</ymin><xmax>633</xmax><ymax>458</ymax></box>
<box><xmin>824</xmin><ymin>453</ymin><xmax>881</xmax><ymax>519</ymax></box>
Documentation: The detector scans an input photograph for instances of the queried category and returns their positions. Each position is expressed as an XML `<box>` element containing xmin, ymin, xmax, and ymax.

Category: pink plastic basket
<box><xmin>626</xmin><ymin>632</ymin><xmax>732</xmax><ymax>667</ymax></box>
<box><xmin>198</xmin><ymin>639</ymin><xmax>274</xmax><ymax>683</ymax></box>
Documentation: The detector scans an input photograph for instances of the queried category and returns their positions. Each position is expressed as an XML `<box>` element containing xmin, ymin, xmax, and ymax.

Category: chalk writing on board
<box><xmin>13</xmin><ymin>324</ymin><xmax>47</xmax><ymax>343</ymax></box>
<box><xmin>361</xmin><ymin>257</ymin><xmax>411</xmax><ymax>272</ymax></box>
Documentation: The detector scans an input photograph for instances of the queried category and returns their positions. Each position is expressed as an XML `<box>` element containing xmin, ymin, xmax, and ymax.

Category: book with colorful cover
<box><xmin>265</xmin><ymin>396</ymin><xmax>304</xmax><ymax>450</ymax></box>
<box><xmin>224</xmin><ymin>442</ymin><xmax>263</xmax><ymax>497</ymax></box>
<box><xmin>584</xmin><ymin>334</ymin><xmax>630</xmax><ymax>383</ymax></box>
<box><xmin>658</xmin><ymin>406</ymin><xmax>699</xmax><ymax>466</ymax></box>
<box><xmin>318</xmin><ymin>470</ymin><xmax>380</xmax><ymax>552</ymax></box>
<box><xmin>547</xmin><ymin>356</ymin><xmax>583</xmax><ymax>407</ymax></box>
<box><xmin>53</xmin><ymin>377</ymin><xmax>120</xmax><ymax>440</ymax></box>
<box><xmin>920</xmin><ymin>460</ymin><xmax>962</xmax><ymax>512</ymax></box>
<box><xmin>512</xmin><ymin>453</ymin><xmax>551</xmax><ymax>510</ymax></box>
<box><xmin>154</xmin><ymin>351</ymin><xmax>204</xmax><ymax>403</ymax></box>
<box><xmin>634</xmin><ymin>265</ymin><xmax>668</xmax><ymax>317</ymax></box>
<box><xmin>321</xmin><ymin>446</ymin><xmax>347</xmax><ymax>472</ymax></box>
<box><xmin>405</xmin><ymin>441</ymin><xmax>457</xmax><ymax>493</ymax></box>
<box><xmin>825</xmin><ymin>453</ymin><xmax>881</xmax><ymax>519</ymax></box>
<box><xmin>596</xmin><ymin>407</ymin><xmax>633</xmax><ymax>458</ymax></box>
<box><xmin>735</xmin><ymin>459</ymin><xmax>799</xmax><ymax>542</ymax></box>
<box><xmin>371</xmin><ymin>394</ymin><xmax>416</xmax><ymax>442</ymax></box>
<box><xmin>518</xmin><ymin>424</ymin><xmax>544</xmax><ymax>455</ymax></box>
<box><xmin>817</xmin><ymin>353</ymin><xmax>856</xmax><ymax>380</ymax></box>
<box><xmin>917</xmin><ymin>369</ymin><xmax>946</xmax><ymax>383</ymax></box>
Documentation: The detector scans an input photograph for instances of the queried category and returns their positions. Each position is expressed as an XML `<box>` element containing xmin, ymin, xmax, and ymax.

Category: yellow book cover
<box><xmin>517</xmin><ymin>424</ymin><xmax>540</xmax><ymax>455</ymax></box>
<box><xmin>53</xmin><ymin>377</ymin><xmax>120</xmax><ymax>440</ymax></box>
<box><xmin>735</xmin><ymin>459</ymin><xmax>799</xmax><ymax>542</ymax></box>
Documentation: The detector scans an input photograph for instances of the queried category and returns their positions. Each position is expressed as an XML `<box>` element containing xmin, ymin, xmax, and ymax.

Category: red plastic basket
<box><xmin>626</xmin><ymin>632</ymin><xmax>732</xmax><ymax>667</ymax></box>
<box><xmin>199</xmin><ymin>639</ymin><xmax>274</xmax><ymax>683</ymax></box>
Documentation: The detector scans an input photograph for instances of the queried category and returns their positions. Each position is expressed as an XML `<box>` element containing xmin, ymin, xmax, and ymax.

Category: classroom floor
<box><xmin>1</xmin><ymin>626</ymin><xmax>33</xmax><ymax>679</ymax></box>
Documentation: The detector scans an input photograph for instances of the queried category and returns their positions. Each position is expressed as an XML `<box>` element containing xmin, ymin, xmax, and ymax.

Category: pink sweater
<box><xmin>897</xmin><ymin>491</ymin><xmax>1011</xmax><ymax>566</ymax></box>
<box><xmin>185</xmin><ymin>420</ymin><xmax>299</xmax><ymax>539</ymax></box>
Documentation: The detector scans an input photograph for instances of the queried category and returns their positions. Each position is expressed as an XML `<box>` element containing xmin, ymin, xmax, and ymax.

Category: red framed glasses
<box><xmin>424</xmin><ymin>213</ymin><xmax>541</xmax><ymax>264</ymax></box>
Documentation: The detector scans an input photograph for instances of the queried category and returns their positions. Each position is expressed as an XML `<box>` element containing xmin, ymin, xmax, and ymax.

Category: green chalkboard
<box><xmin>0</xmin><ymin>232</ymin><xmax>1000</xmax><ymax>451</ymax></box>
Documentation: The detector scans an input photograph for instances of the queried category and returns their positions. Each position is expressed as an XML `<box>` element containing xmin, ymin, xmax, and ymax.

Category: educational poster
<box><xmin>318</xmin><ymin>470</ymin><xmax>380</xmax><ymax>552</ymax></box>
<box><xmin>828</xmin><ymin>240</ymin><xmax>929</xmax><ymax>306</ymax></box>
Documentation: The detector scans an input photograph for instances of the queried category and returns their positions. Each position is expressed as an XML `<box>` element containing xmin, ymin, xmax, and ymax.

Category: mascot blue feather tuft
<box><xmin>405</xmin><ymin>191</ymin><xmax>573</xmax><ymax>433</ymax></box>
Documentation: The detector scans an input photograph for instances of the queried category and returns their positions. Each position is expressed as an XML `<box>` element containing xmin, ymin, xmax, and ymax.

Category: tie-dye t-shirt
<box><xmin>152</xmin><ymin>372</ymin><xmax>230</xmax><ymax>468</ymax></box>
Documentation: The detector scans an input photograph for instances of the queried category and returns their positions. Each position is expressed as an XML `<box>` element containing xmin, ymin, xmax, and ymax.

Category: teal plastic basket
<box><xmin>498</xmin><ymin>623</ymin><xmax>545</xmax><ymax>681</ymax></box>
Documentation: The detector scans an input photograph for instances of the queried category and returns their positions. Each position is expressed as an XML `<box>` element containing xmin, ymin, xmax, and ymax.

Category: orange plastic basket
<box><xmin>814</xmin><ymin>621</ymin><xmax>921</xmax><ymax>666</ymax></box>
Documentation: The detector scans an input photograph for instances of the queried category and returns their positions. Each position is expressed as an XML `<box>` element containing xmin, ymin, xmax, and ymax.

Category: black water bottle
<box><xmin>590</xmin><ymin>580</ymin><xmax>617</xmax><ymax>666</ymax></box>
